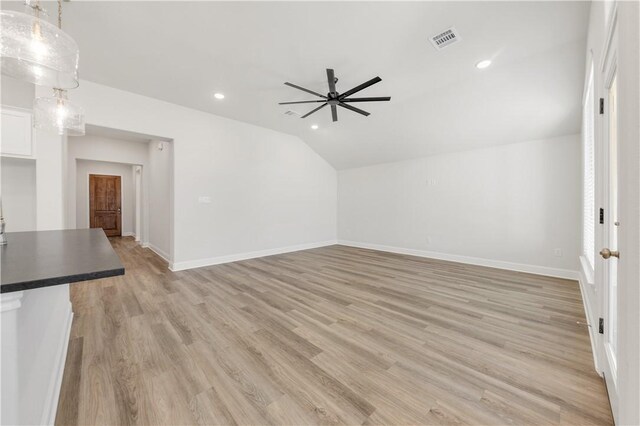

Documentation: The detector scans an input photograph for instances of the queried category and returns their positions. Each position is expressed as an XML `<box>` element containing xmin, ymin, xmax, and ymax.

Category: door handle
<box><xmin>117</xmin><ymin>208</ymin><xmax>121</xmax><ymax>213</ymax></box>
<box><xmin>600</xmin><ymin>248</ymin><xmax>620</xmax><ymax>259</ymax></box>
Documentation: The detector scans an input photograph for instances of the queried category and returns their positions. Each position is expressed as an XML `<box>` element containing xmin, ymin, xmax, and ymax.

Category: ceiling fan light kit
<box><xmin>279</xmin><ymin>68</ymin><xmax>390</xmax><ymax>122</ymax></box>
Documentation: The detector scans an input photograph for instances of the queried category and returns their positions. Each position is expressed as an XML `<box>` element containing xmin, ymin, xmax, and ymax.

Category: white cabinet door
<box><xmin>1</xmin><ymin>108</ymin><xmax>33</xmax><ymax>158</ymax></box>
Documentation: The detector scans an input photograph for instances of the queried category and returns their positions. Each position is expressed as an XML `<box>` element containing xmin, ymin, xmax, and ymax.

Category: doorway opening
<box><xmin>67</xmin><ymin>124</ymin><xmax>174</xmax><ymax>264</ymax></box>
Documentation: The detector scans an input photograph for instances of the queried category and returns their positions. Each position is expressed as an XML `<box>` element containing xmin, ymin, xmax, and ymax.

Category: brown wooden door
<box><xmin>89</xmin><ymin>174</ymin><xmax>121</xmax><ymax>237</ymax></box>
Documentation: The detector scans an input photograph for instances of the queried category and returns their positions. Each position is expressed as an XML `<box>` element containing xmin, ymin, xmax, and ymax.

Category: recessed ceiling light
<box><xmin>213</xmin><ymin>93</ymin><xmax>225</xmax><ymax>100</ymax></box>
<box><xmin>311</xmin><ymin>124</ymin><xmax>319</xmax><ymax>130</ymax></box>
<box><xmin>475</xmin><ymin>60</ymin><xmax>492</xmax><ymax>69</ymax></box>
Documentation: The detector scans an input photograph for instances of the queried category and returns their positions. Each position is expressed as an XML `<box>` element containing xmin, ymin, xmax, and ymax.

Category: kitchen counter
<box><xmin>1</xmin><ymin>229</ymin><xmax>124</xmax><ymax>293</ymax></box>
<box><xmin>0</xmin><ymin>228</ymin><xmax>124</xmax><ymax>425</ymax></box>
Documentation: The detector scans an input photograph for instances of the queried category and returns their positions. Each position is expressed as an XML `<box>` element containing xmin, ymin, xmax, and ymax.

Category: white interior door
<box><xmin>599</xmin><ymin>54</ymin><xmax>619</xmax><ymax>420</ymax></box>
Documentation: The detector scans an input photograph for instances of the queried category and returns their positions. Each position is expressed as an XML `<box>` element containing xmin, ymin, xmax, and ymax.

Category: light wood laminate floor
<box><xmin>56</xmin><ymin>237</ymin><xmax>613</xmax><ymax>425</ymax></box>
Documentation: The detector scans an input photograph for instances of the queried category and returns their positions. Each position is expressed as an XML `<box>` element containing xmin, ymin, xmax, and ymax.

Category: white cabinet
<box><xmin>1</xmin><ymin>107</ymin><xmax>34</xmax><ymax>158</ymax></box>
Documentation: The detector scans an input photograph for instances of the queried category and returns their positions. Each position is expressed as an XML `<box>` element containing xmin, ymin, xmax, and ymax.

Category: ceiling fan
<box><xmin>279</xmin><ymin>68</ymin><xmax>391</xmax><ymax>122</ymax></box>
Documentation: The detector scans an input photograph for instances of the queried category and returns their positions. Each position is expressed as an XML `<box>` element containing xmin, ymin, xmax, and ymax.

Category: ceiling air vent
<box><xmin>429</xmin><ymin>27</ymin><xmax>461</xmax><ymax>50</ymax></box>
<box><xmin>284</xmin><ymin>110</ymin><xmax>301</xmax><ymax>116</ymax></box>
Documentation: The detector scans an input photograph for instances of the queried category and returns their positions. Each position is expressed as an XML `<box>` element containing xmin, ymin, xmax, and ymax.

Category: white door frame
<box><xmin>135</xmin><ymin>165</ymin><xmax>142</xmax><ymax>242</ymax></box>
<box><xmin>597</xmin><ymin>7</ymin><xmax>619</xmax><ymax>422</ymax></box>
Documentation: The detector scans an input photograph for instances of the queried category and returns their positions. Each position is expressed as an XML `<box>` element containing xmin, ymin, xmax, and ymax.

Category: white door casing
<box><xmin>598</xmin><ymin>8</ymin><xmax>620</xmax><ymax>422</ymax></box>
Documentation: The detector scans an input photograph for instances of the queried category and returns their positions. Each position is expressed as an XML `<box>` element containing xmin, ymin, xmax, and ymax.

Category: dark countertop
<box><xmin>1</xmin><ymin>229</ymin><xmax>125</xmax><ymax>293</ymax></box>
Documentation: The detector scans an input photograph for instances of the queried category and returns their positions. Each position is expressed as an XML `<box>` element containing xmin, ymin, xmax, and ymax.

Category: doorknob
<box><xmin>600</xmin><ymin>248</ymin><xmax>620</xmax><ymax>259</ymax></box>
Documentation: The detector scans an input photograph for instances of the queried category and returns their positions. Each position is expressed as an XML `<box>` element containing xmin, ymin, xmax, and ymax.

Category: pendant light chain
<box><xmin>33</xmin><ymin>0</ymin><xmax>42</xmax><ymax>18</ymax></box>
<box><xmin>55</xmin><ymin>0</ymin><xmax>64</xmax><ymax>98</ymax></box>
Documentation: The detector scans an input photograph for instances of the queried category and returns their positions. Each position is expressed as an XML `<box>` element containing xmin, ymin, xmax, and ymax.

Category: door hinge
<box><xmin>599</xmin><ymin>317</ymin><xmax>604</xmax><ymax>334</ymax></box>
<box><xmin>599</xmin><ymin>208</ymin><xmax>604</xmax><ymax>224</ymax></box>
<box><xmin>599</xmin><ymin>98</ymin><xmax>604</xmax><ymax>114</ymax></box>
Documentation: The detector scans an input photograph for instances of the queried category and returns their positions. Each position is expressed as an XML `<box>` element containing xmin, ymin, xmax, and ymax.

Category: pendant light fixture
<box><xmin>33</xmin><ymin>88</ymin><xmax>84</xmax><ymax>136</ymax></box>
<box><xmin>0</xmin><ymin>0</ymin><xmax>79</xmax><ymax>88</ymax></box>
<box><xmin>30</xmin><ymin>0</ymin><xmax>85</xmax><ymax>136</ymax></box>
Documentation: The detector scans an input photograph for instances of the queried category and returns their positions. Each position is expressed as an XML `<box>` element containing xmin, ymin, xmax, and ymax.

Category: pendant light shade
<box><xmin>34</xmin><ymin>89</ymin><xmax>85</xmax><ymax>136</ymax></box>
<box><xmin>0</xmin><ymin>5</ymin><xmax>79</xmax><ymax>88</ymax></box>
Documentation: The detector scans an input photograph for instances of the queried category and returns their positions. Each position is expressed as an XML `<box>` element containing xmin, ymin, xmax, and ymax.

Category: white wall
<box><xmin>1</xmin><ymin>78</ymin><xmax>66</xmax><ymax>232</ymax></box>
<box><xmin>616</xmin><ymin>3</ymin><xmax>639</xmax><ymax>423</ymax></box>
<box><xmin>34</xmin><ymin>85</ymin><xmax>66</xmax><ymax>231</ymax></box>
<box><xmin>75</xmin><ymin>160</ymin><xmax>136</xmax><ymax>235</ymax></box>
<box><xmin>67</xmin><ymin>134</ymin><xmax>149</xmax><ymax>241</ymax></box>
<box><xmin>1</xmin><ymin>78</ymin><xmax>37</xmax><ymax>233</ymax></box>
<box><xmin>70</xmin><ymin>80</ymin><xmax>337</xmax><ymax>268</ymax></box>
<box><xmin>0</xmin><ymin>157</ymin><xmax>36</xmax><ymax>232</ymax></box>
<box><xmin>338</xmin><ymin>134</ymin><xmax>581</xmax><ymax>277</ymax></box>
<box><xmin>147</xmin><ymin>141</ymin><xmax>172</xmax><ymax>260</ymax></box>
<box><xmin>1</xmin><ymin>76</ymin><xmax>34</xmax><ymax>109</ymax></box>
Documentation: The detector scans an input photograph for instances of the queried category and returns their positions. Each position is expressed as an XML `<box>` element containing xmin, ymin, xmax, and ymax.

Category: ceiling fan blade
<box><xmin>341</xmin><ymin>96</ymin><xmax>391</xmax><ymax>103</ymax></box>
<box><xmin>301</xmin><ymin>102</ymin><xmax>328</xmax><ymax>118</ymax></box>
<box><xmin>327</xmin><ymin>68</ymin><xmax>336</xmax><ymax>93</ymax></box>
<box><xmin>338</xmin><ymin>102</ymin><xmax>370</xmax><ymax>117</ymax></box>
<box><xmin>331</xmin><ymin>105</ymin><xmax>338</xmax><ymax>122</ymax></box>
<box><xmin>284</xmin><ymin>82</ymin><xmax>327</xmax><ymax>99</ymax></box>
<box><xmin>278</xmin><ymin>100</ymin><xmax>326</xmax><ymax>105</ymax></box>
<box><xmin>338</xmin><ymin>77</ymin><xmax>382</xmax><ymax>99</ymax></box>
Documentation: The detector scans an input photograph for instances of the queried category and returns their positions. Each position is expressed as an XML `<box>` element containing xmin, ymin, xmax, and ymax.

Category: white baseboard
<box><xmin>40</xmin><ymin>301</ymin><xmax>73</xmax><ymax>426</ymax></box>
<box><xmin>145</xmin><ymin>243</ymin><xmax>171</xmax><ymax>263</ymax></box>
<box><xmin>170</xmin><ymin>240</ymin><xmax>338</xmax><ymax>272</ymax></box>
<box><xmin>122</xmin><ymin>232</ymin><xmax>135</xmax><ymax>237</ymax></box>
<box><xmin>337</xmin><ymin>240</ymin><xmax>579</xmax><ymax>280</ymax></box>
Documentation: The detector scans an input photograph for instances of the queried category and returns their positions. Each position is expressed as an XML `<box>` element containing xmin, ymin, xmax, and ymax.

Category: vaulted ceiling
<box><xmin>10</xmin><ymin>1</ymin><xmax>590</xmax><ymax>169</ymax></box>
